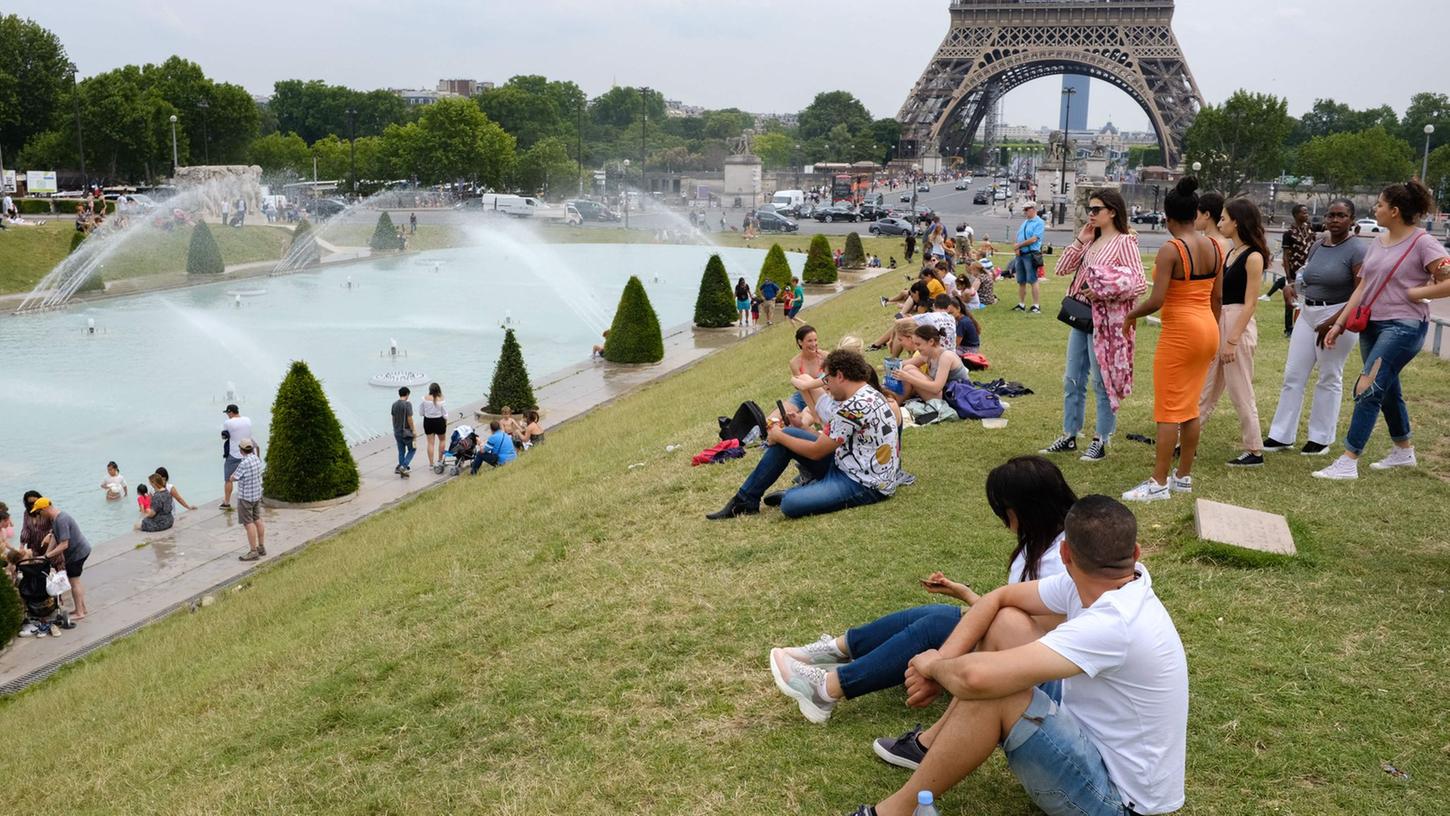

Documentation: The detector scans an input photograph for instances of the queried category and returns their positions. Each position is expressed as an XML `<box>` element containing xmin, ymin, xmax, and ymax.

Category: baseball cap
<box><xmin>29</xmin><ymin>497</ymin><xmax>51</xmax><ymax>514</ymax></box>
<box><xmin>238</xmin><ymin>438</ymin><xmax>256</xmax><ymax>451</ymax></box>
<box><xmin>224</xmin><ymin>403</ymin><xmax>240</xmax><ymax>415</ymax></box>
<box><xmin>1022</xmin><ymin>201</ymin><xmax>1037</xmax><ymax>210</ymax></box>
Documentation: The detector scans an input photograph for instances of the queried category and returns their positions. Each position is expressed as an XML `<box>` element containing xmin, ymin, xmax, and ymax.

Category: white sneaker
<box><xmin>780</xmin><ymin>633</ymin><xmax>849</xmax><ymax>667</ymax></box>
<box><xmin>1169</xmin><ymin>470</ymin><xmax>1193</xmax><ymax>493</ymax></box>
<box><xmin>1369</xmin><ymin>446</ymin><xmax>1417</xmax><ymax>470</ymax></box>
<box><xmin>769</xmin><ymin>649</ymin><xmax>836</xmax><ymax>724</ymax></box>
<box><xmin>17</xmin><ymin>622</ymin><xmax>37</xmax><ymax>638</ymax></box>
<box><xmin>1313</xmin><ymin>454</ymin><xmax>1359</xmax><ymax>480</ymax></box>
<box><xmin>1257</xmin><ymin>294</ymin><xmax>1272</xmax><ymax>302</ymax></box>
<box><xmin>1122</xmin><ymin>478</ymin><xmax>1171</xmax><ymax>502</ymax></box>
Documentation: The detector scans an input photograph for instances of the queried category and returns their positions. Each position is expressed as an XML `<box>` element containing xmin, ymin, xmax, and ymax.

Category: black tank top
<box><xmin>1222</xmin><ymin>248</ymin><xmax>1254</xmax><ymax>305</ymax></box>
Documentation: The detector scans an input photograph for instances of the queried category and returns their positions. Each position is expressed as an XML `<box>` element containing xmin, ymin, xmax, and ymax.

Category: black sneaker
<box><xmin>1079</xmin><ymin>438</ymin><xmax>1107</xmax><ymax>462</ymax></box>
<box><xmin>868</xmin><ymin>343</ymin><xmax>885</xmax><ymax>351</ymax></box>
<box><xmin>873</xmin><ymin>724</ymin><xmax>929</xmax><ymax>770</ymax></box>
<box><xmin>1012</xmin><ymin>304</ymin><xmax>1026</xmax><ymax>312</ymax></box>
<box><xmin>1040</xmin><ymin>435</ymin><xmax>1077</xmax><ymax>454</ymax></box>
<box><xmin>843</xmin><ymin>807</ymin><xmax>877</xmax><ymax>816</ymax></box>
<box><xmin>1262</xmin><ymin>437</ymin><xmax>1292</xmax><ymax>453</ymax></box>
<box><xmin>1300</xmin><ymin>441</ymin><xmax>1330</xmax><ymax>456</ymax></box>
<box><xmin>763</xmin><ymin>490</ymin><xmax>788</xmax><ymax>508</ymax></box>
<box><xmin>705</xmin><ymin>495</ymin><xmax>759</xmax><ymax>520</ymax></box>
<box><xmin>1029</xmin><ymin>305</ymin><xmax>1041</xmax><ymax>314</ymax></box>
<box><xmin>1226</xmin><ymin>452</ymin><xmax>1264</xmax><ymax>467</ymax></box>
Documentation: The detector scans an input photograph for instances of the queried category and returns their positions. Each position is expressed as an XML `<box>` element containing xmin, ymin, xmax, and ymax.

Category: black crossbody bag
<box><xmin>1057</xmin><ymin>248</ymin><xmax>1094</xmax><ymax>333</ymax></box>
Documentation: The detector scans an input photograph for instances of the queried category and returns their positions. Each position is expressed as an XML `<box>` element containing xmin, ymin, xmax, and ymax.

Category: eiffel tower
<box><xmin>898</xmin><ymin>0</ymin><xmax>1204</xmax><ymax>167</ymax></box>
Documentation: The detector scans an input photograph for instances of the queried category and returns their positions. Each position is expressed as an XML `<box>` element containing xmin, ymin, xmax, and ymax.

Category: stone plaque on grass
<box><xmin>1193</xmin><ymin>499</ymin><xmax>1296</xmax><ymax>556</ymax></box>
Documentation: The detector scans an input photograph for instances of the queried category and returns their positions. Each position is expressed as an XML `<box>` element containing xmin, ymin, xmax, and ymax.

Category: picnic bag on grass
<box><xmin>944</xmin><ymin>380</ymin><xmax>1004</xmax><ymax>420</ymax></box>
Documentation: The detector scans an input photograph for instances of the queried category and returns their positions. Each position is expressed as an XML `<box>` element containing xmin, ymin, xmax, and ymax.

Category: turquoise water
<box><xmin>0</xmin><ymin>242</ymin><xmax>797</xmax><ymax>541</ymax></box>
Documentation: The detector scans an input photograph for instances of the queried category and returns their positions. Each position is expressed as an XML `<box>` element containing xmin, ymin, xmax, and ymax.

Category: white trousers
<box><xmin>1267</xmin><ymin>302</ymin><xmax>1358</xmax><ymax>446</ymax></box>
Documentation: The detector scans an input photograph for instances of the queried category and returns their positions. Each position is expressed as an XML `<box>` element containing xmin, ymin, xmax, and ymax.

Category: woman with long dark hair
<box><xmin>1314</xmin><ymin>180</ymin><xmax>1450</xmax><ymax>480</ymax></box>
<box><xmin>1122</xmin><ymin>177</ymin><xmax>1223</xmax><ymax>501</ymax></box>
<box><xmin>765</xmin><ymin>456</ymin><xmax>1077</xmax><ymax>724</ymax></box>
<box><xmin>1198</xmin><ymin>197</ymin><xmax>1268</xmax><ymax>467</ymax></box>
<box><xmin>1041</xmin><ymin>188</ymin><xmax>1146</xmax><ymax>462</ymax></box>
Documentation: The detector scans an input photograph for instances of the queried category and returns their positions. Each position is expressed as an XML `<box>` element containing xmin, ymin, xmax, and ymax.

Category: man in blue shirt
<box><xmin>1010</xmin><ymin>201</ymin><xmax>1046</xmax><ymax>313</ymax></box>
<box><xmin>760</xmin><ymin>279</ymin><xmax>781</xmax><ymax>325</ymax></box>
<box><xmin>470</xmin><ymin>420</ymin><xmax>518</xmax><ymax>474</ymax></box>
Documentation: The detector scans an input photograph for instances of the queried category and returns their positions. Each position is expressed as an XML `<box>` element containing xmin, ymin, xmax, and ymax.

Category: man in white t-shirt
<box><xmin>913</xmin><ymin>294</ymin><xmax>957</xmax><ymax>350</ymax></box>
<box><xmin>220</xmin><ymin>404</ymin><xmax>253</xmax><ymax>510</ymax></box>
<box><xmin>845</xmin><ymin>495</ymin><xmax>1188</xmax><ymax>816</ymax></box>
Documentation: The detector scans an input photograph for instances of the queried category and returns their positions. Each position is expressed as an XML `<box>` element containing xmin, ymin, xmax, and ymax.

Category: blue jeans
<box><xmin>395</xmin><ymin>434</ymin><xmax>416</xmax><ymax>469</ymax></box>
<box><xmin>470</xmin><ymin>449</ymin><xmax>501</xmax><ymax>475</ymax></box>
<box><xmin>1063</xmin><ymin>326</ymin><xmax>1116</xmax><ymax>439</ymax></box>
<box><xmin>1344</xmin><ymin>319</ymin><xmax>1427</xmax><ymax>455</ymax></box>
<box><xmin>787</xmin><ymin>391</ymin><xmax>807</xmax><ymax>410</ymax></box>
<box><xmin>840</xmin><ymin>605</ymin><xmax>960</xmax><ymax>699</ymax></box>
<box><xmin>1003</xmin><ymin>687</ymin><xmax>1129</xmax><ymax>816</ymax></box>
<box><xmin>735</xmin><ymin>427</ymin><xmax>888</xmax><ymax>518</ymax></box>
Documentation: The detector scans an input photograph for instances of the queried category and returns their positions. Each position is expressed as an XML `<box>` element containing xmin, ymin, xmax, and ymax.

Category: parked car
<box><xmin>869</xmin><ymin>217</ymin><xmax>915</xmax><ymax>236</ymax></box>
<box><xmin>1354</xmin><ymin>218</ymin><xmax>1386</xmax><ymax>236</ymax></box>
<box><xmin>814</xmin><ymin>203</ymin><xmax>860</xmax><ymax>223</ymax></box>
<box><xmin>1130</xmin><ymin>211</ymin><xmax>1165</xmax><ymax>225</ymax></box>
<box><xmin>755</xmin><ymin>208</ymin><xmax>799</xmax><ymax>232</ymax></box>
<box><xmin>565</xmin><ymin>199</ymin><xmax>621</xmax><ymax>222</ymax></box>
<box><xmin>916</xmin><ymin>183</ymin><xmax>931</xmax><ymax>193</ymax></box>
<box><xmin>794</xmin><ymin>202</ymin><xmax>817</xmax><ymax>220</ymax></box>
<box><xmin>858</xmin><ymin>202</ymin><xmax>890</xmax><ymax>221</ymax></box>
<box><xmin>973</xmin><ymin>190</ymin><xmax>990</xmax><ymax>205</ymax></box>
<box><xmin>303</xmin><ymin>198</ymin><xmax>349</xmax><ymax>218</ymax></box>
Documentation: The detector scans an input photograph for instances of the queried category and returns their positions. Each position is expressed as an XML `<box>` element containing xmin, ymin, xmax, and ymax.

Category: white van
<box><xmin>469</xmin><ymin>194</ymin><xmax>539</xmax><ymax>217</ymax></box>
<box><xmin>771</xmin><ymin>189</ymin><xmax>805</xmax><ymax>212</ymax></box>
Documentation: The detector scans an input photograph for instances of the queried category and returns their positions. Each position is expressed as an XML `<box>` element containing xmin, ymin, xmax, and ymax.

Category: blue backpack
<box><xmin>944</xmin><ymin>380</ymin><xmax>1004</xmax><ymax>420</ymax></box>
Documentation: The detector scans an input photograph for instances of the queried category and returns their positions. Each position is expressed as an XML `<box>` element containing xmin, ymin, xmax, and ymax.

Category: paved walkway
<box><xmin>0</xmin><ymin>269</ymin><xmax>883</xmax><ymax>694</ymax></box>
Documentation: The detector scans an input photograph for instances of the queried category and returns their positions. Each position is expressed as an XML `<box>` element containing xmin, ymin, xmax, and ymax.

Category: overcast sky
<box><xmin>13</xmin><ymin>0</ymin><xmax>1450</xmax><ymax>132</ymax></box>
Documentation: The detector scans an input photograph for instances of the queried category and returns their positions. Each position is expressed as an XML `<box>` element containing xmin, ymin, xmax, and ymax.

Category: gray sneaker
<box><xmin>780</xmin><ymin>634</ymin><xmax>848</xmax><ymax>667</ymax></box>
<box><xmin>768</xmin><ymin>649</ymin><xmax>836</xmax><ymax>724</ymax></box>
<box><xmin>872</xmin><ymin>724</ymin><xmax>929</xmax><ymax>770</ymax></box>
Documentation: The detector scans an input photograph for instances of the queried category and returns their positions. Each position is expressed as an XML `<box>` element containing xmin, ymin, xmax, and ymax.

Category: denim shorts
<box><xmin>1002</xmin><ymin>687</ymin><xmax>1128</xmax><ymax>816</ymax></box>
<box><xmin>1013</xmin><ymin>254</ymin><xmax>1039</xmax><ymax>285</ymax></box>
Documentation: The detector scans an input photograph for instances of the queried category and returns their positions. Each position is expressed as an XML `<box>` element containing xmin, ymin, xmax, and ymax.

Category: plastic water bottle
<box><xmin>913</xmin><ymin>790</ymin><xmax>940</xmax><ymax>816</ymax></box>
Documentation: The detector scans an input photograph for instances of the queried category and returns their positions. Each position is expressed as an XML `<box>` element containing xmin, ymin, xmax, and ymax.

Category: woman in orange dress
<box><xmin>1121</xmin><ymin>177</ymin><xmax>1223</xmax><ymax>501</ymax></box>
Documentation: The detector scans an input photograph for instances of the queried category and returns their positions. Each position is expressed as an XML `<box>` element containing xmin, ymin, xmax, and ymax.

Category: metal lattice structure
<box><xmin>898</xmin><ymin>0</ymin><xmax>1204</xmax><ymax>167</ymax></box>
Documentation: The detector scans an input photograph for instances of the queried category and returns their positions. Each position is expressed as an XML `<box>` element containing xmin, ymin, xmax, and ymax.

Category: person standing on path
<box><xmin>788</xmin><ymin>277</ymin><xmax>805</xmax><ymax>325</ymax></box>
<box><xmin>735</xmin><ymin>278</ymin><xmax>752</xmax><ymax>327</ymax></box>
<box><xmin>1263</xmin><ymin>199</ymin><xmax>1366</xmax><ymax>456</ymax></box>
<box><xmin>231</xmin><ymin>439</ymin><xmax>267</xmax><ymax>560</ymax></box>
<box><xmin>220</xmin><ymin>404</ymin><xmax>253</xmax><ymax>510</ymax></box>
<box><xmin>905</xmin><ymin>231</ymin><xmax>916</xmax><ymax>263</ymax></box>
<box><xmin>1197</xmin><ymin>198</ymin><xmax>1269</xmax><ymax>468</ymax></box>
<box><xmin>31</xmin><ymin>497</ymin><xmax>92</xmax><ymax>620</ymax></box>
<box><xmin>392</xmin><ymin>386</ymin><xmax>417</xmax><ymax>478</ymax></box>
<box><xmin>759</xmin><ymin>278</ymin><xmax>780</xmax><ymax>326</ymax></box>
<box><xmin>1010</xmin><ymin>202</ymin><xmax>1046</xmax><ymax>313</ymax></box>
<box><xmin>420</xmin><ymin>382</ymin><xmax>448</xmax><ymax>471</ymax></box>
<box><xmin>409</xmin><ymin>211</ymin><xmax>418</xmax><ymax>235</ymax></box>
<box><xmin>1314</xmin><ymin>180</ymin><xmax>1450</xmax><ymax>481</ymax></box>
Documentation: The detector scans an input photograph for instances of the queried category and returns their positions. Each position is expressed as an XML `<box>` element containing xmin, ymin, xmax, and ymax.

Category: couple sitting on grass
<box><xmin>769</xmin><ymin>456</ymin><xmax>1188</xmax><ymax>816</ymax></box>
<box><xmin>707</xmin><ymin>348</ymin><xmax>903</xmax><ymax>520</ymax></box>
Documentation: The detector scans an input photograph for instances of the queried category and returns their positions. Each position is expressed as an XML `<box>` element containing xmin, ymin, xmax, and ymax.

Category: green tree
<box><xmin>248</xmin><ymin>131</ymin><xmax>311</xmax><ymax>176</ymax></box>
<box><xmin>798</xmin><ymin>91</ymin><xmax>872</xmax><ymax>142</ymax></box>
<box><xmin>802</xmin><ymin>234</ymin><xmax>837</xmax><ymax>284</ymax></box>
<box><xmin>694</xmin><ymin>254</ymin><xmax>737</xmax><ymax>328</ymax></box>
<box><xmin>1183</xmin><ymin>90</ymin><xmax>1294</xmax><ymax>195</ymax></box>
<box><xmin>757</xmin><ymin>243</ymin><xmax>793</xmax><ymax>293</ymax></box>
<box><xmin>1297</xmin><ymin>127</ymin><xmax>1414</xmax><ymax>192</ymax></box>
<box><xmin>0</xmin><ymin>572</ymin><xmax>21</xmax><ymax>651</ymax></box>
<box><xmin>0</xmin><ymin>14</ymin><xmax>70</xmax><ymax>162</ymax></box>
<box><xmin>285</xmin><ymin>218</ymin><xmax>321</xmax><ymax>267</ymax></box>
<box><xmin>701</xmin><ymin>108</ymin><xmax>755</xmax><ymax>140</ymax></box>
<box><xmin>1126</xmin><ymin>145</ymin><xmax>1164</xmax><ymax>168</ymax></box>
<box><xmin>1400</xmin><ymin>92</ymin><xmax>1450</xmax><ymax>147</ymax></box>
<box><xmin>264</xmin><ymin>360</ymin><xmax>359</xmax><ymax>503</ymax></box>
<box><xmin>268</xmin><ymin>80</ymin><xmax>408</xmax><ymax>144</ymax></box>
<box><xmin>842</xmin><ymin>232</ymin><xmax>866</xmax><ymax>268</ymax></box>
<box><xmin>752</xmin><ymin>131</ymin><xmax>794</xmax><ymax>169</ymax></box>
<box><xmin>370</xmin><ymin>212</ymin><xmax>402</xmax><ymax>251</ymax></box>
<box><xmin>516</xmin><ymin>136</ymin><xmax>577</xmax><ymax>196</ymax></box>
<box><xmin>187</xmin><ymin>222</ymin><xmax>224</xmax><ymax>274</ymax></box>
<box><xmin>485</xmin><ymin>329</ymin><xmax>538</xmax><ymax>413</ymax></box>
<box><xmin>603</xmin><ymin>276</ymin><xmax>664</xmax><ymax>364</ymax></box>
<box><xmin>590</xmin><ymin>86</ymin><xmax>665</xmax><ymax>129</ymax></box>
<box><xmin>404</xmin><ymin>98</ymin><xmax>516</xmax><ymax>186</ymax></box>
<box><xmin>1290</xmin><ymin>98</ymin><xmax>1399</xmax><ymax>145</ymax></box>
<box><xmin>1426</xmin><ymin>143</ymin><xmax>1450</xmax><ymax>209</ymax></box>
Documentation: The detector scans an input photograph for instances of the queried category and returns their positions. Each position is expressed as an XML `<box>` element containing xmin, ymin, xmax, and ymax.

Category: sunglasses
<box><xmin>1086</xmin><ymin>205</ymin><xmax>1110</xmax><ymax>216</ymax></box>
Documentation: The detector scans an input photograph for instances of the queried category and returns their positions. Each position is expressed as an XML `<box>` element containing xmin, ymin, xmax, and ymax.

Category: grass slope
<box><xmin>1</xmin><ymin>267</ymin><xmax>1447</xmax><ymax>815</ymax></box>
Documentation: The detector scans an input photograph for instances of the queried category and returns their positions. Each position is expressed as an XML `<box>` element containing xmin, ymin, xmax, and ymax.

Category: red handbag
<box><xmin>1345</xmin><ymin>232</ymin><xmax>1425</xmax><ymax>333</ymax></box>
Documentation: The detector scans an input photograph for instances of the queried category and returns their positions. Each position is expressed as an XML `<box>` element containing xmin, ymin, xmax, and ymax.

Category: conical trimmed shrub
<box><xmin>370</xmin><ymin>212</ymin><xmax>402</xmax><ymax>251</ymax></box>
<box><xmin>0</xmin><ymin>576</ymin><xmax>21</xmax><ymax>651</ymax></box>
<box><xmin>694</xmin><ymin>254</ymin><xmax>737</xmax><ymax>328</ymax></box>
<box><xmin>757</xmin><ymin>243</ymin><xmax>792</xmax><ymax>293</ymax></box>
<box><xmin>264</xmin><ymin>360</ymin><xmax>359</xmax><ymax>503</ymax></box>
<box><xmin>69</xmin><ymin>230</ymin><xmax>87</xmax><ymax>253</ymax></box>
<box><xmin>603</xmin><ymin>276</ymin><xmax>665</xmax><ymax>364</ymax></box>
<box><xmin>802</xmin><ymin>233</ymin><xmax>837</xmax><ymax>284</ymax></box>
<box><xmin>289</xmin><ymin>217</ymin><xmax>321</xmax><ymax>266</ymax></box>
<box><xmin>187</xmin><ymin>221</ymin><xmax>224</xmax><ymax>275</ymax></box>
<box><xmin>486</xmin><ymin>329</ymin><xmax>537</xmax><ymax>413</ymax></box>
<box><xmin>842</xmin><ymin>231</ymin><xmax>866</xmax><ymax>269</ymax></box>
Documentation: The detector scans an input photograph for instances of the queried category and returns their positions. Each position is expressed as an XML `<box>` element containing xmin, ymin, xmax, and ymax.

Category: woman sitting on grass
<box><xmin>767</xmin><ymin>455</ymin><xmax>1076</xmax><ymax>724</ymax></box>
<box><xmin>947</xmin><ymin>297</ymin><xmax>983</xmax><ymax>355</ymax></box>
<box><xmin>894</xmin><ymin>325</ymin><xmax>969</xmax><ymax>401</ymax></box>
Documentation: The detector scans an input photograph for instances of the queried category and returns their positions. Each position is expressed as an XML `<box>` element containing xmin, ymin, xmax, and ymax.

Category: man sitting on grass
<box><xmin>707</xmin><ymin>350</ymin><xmax>898</xmax><ymax>520</ymax></box>
<box><xmin>470</xmin><ymin>420</ymin><xmax>517</xmax><ymax>474</ymax></box>
<box><xmin>843</xmin><ymin>495</ymin><xmax>1187</xmax><ymax>816</ymax></box>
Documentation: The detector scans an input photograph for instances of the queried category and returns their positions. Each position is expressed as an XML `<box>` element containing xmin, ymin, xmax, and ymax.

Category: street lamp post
<box><xmin>622</xmin><ymin>159</ymin><xmax>631</xmax><ymax>229</ymax></box>
<box><xmin>68</xmin><ymin>62</ymin><xmax>87</xmax><ymax>186</ymax></box>
<box><xmin>346</xmin><ymin>107</ymin><xmax>357</xmax><ymax>195</ymax></box>
<box><xmin>197</xmin><ymin>99</ymin><xmax>211</xmax><ymax>164</ymax></box>
<box><xmin>577</xmin><ymin>96</ymin><xmax>585</xmax><ymax>197</ymax></box>
<box><xmin>1423</xmin><ymin>124</ymin><xmax>1436</xmax><ymax>181</ymax></box>
<box><xmin>1057</xmin><ymin>85</ymin><xmax>1077</xmax><ymax>226</ymax></box>
<box><xmin>169</xmin><ymin>114</ymin><xmax>179</xmax><ymax>174</ymax></box>
<box><xmin>639</xmin><ymin>87</ymin><xmax>650</xmax><ymax>201</ymax></box>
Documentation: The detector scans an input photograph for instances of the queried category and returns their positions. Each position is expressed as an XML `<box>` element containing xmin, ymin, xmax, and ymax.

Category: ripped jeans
<box><xmin>1343</xmin><ymin>319</ymin><xmax>1427</xmax><ymax>456</ymax></box>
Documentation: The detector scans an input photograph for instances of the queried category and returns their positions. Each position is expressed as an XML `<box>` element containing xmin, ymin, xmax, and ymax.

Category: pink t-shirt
<box><xmin>1358</xmin><ymin>230</ymin><xmax>1450</xmax><ymax>322</ymax></box>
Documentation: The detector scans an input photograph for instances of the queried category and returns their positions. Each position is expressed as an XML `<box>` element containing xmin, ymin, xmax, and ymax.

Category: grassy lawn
<box><xmin>2</xmin><ymin>264</ymin><xmax>1448</xmax><ymax>814</ymax></box>
<box><xmin>0</xmin><ymin>223</ymin><xmax>290</xmax><ymax>294</ymax></box>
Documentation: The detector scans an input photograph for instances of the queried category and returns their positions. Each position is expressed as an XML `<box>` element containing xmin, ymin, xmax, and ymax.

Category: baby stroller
<box><xmin>437</xmin><ymin>424</ymin><xmax>477</xmax><ymax>476</ymax></box>
<box><xmin>14</xmin><ymin>555</ymin><xmax>71</xmax><ymax>638</ymax></box>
